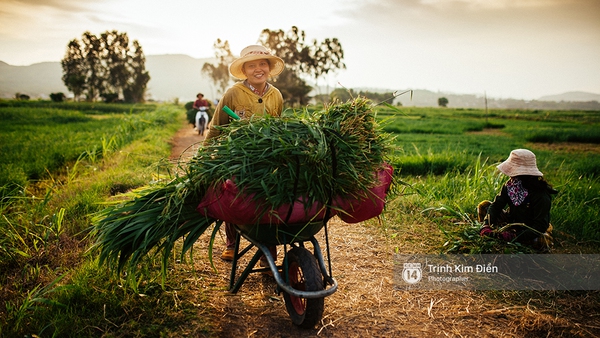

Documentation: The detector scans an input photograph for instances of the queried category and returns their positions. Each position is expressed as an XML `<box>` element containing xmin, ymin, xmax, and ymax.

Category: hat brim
<box><xmin>229</xmin><ymin>55</ymin><xmax>285</xmax><ymax>80</ymax></box>
<box><xmin>497</xmin><ymin>160</ymin><xmax>543</xmax><ymax>177</ymax></box>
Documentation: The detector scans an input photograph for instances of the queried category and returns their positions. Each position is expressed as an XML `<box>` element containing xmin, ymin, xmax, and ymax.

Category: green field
<box><xmin>1</xmin><ymin>100</ymin><xmax>599</xmax><ymax>336</ymax></box>
<box><xmin>376</xmin><ymin>105</ymin><xmax>600</xmax><ymax>247</ymax></box>
<box><xmin>0</xmin><ymin>101</ymin><xmax>162</xmax><ymax>187</ymax></box>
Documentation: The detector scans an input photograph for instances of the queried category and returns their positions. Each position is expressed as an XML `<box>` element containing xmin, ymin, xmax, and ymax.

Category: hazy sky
<box><xmin>1</xmin><ymin>0</ymin><xmax>599</xmax><ymax>99</ymax></box>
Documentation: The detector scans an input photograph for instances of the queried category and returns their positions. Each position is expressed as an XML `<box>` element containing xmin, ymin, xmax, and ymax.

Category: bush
<box><xmin>15</xmin><ymin>93</ymin><xmax>30</xmax><ymax>100</ymax></box>
<box><xmin>186</xmin><ymin>109</ymin><xmax>197</xmax><ymax>125</ymax></box>
<box><xmin>50</xmin><ymin>93</ymin><xmax>65</xmax><ymax>102</ymax></box>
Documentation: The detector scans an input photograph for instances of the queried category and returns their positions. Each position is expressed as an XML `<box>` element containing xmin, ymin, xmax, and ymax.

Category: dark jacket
<box><xmin>488</xmin><ymin>180</ymin><xmax>557</xmax><ymax>242</ymax></box>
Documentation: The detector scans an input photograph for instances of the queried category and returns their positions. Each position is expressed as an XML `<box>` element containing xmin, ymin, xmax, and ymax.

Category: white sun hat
<box><xmin>497</xmin><ymin>149</ymin><xmax>544</xmax><ymax>177</ymax></box>
<box><xmin>228</xmin><ymin>45</ymin><xmax>285</xmax><ymax>80</ymax></box>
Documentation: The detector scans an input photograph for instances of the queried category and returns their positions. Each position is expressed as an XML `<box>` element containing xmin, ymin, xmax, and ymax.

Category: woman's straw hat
<box><xmin>229</xmin><ymin>45</ymin><xmax>285</xmax><ymax>80</ymax></box>
<box><xmin>497</xmin><ymin>149</ymin><xmax>543</xmax><ymax>177</ymax></box>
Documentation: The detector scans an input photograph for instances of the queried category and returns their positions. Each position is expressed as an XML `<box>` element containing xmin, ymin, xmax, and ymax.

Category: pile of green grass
<box><xmin>92</xmin><ymin>97</ymin><xmax>393</xmax><ymax>285</ymax></box>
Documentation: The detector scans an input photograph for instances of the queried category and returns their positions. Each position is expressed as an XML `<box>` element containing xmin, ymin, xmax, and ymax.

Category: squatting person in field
<box><xmin>202</xmin><ymin>44</ymin><xmax>285</xmax><ymax>263</ymax></box>
<box><xmin>478</xmin><ymin>149</ymin><xmax>558</xmax><ymax>251</ymax></box>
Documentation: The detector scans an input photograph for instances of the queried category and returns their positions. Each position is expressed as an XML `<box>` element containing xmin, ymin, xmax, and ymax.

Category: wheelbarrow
<box><xmin>227</xmin><ymin>219</ymin><xmax>338</xmax><ymax>329</ymax></box>
<box><xmin>198</xmin><ymin>165</ymin><xmax>393</xmax><ymax>327</ymax></box>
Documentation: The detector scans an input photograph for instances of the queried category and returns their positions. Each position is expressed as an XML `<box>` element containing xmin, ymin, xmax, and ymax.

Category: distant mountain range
<box><xmin>1</xmin><ymin>55</ymin><xmax>599</xmax><ymax>110</ymax></box>
<box><xmin>0</xmin><ymin>55</ymin><xmax>218</xmax><ymax>103</ymax></box>
<box><xmin>538</xmin><ymin>91</ymin><xmax>600</xmax><ymax>102</ymax></box>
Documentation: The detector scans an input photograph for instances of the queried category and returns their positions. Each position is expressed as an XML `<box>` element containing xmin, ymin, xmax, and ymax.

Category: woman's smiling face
<box><xmin>242</xmin><ymin>59</ymin><xmax>271</xmax><ymax>88</ymax></box>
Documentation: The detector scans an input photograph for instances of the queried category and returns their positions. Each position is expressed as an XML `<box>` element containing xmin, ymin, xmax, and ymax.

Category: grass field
<box><xmin>374</xmin><ymin>105</ymin><xmax>600</xmax><ymax>247</ymax></box>
<box><xmin>0</xmin><ymin>100</ymin><xmax>184</xmax><ymax>336</ymax></box>
<box><xmin>0</xmin><ymin>101</ymin><xmax>162</xmax><ymax>188</ymax></box>
<box><xmin>1</xmin><ymin>100</ymin><xmax>599</xmax><ymax>336</ymax></box>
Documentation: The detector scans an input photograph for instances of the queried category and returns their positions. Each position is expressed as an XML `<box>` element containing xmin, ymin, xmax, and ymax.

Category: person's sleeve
<box><xmin>488</xmin><ymin>186</ymin><xmax>508</xmax><ymax>226</ymax></box>
<box><xmin>273</xmin><ymin>88</ymin><xmax>283</xmax><ymax>116</ymax></box>
<box><xmin>277</xmin><ymin>91</ymin><xmax>283</xmax><ymax>116</ymax></box>
<box><xmin>204</xmin><ymin>92</ymin><xmax>232</xmax><ymax>144</ymax></box>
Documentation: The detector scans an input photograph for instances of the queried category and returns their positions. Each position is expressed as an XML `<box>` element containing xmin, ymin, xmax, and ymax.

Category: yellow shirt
<box><xmin>204</xmin><ymin>82</ymin><xmax>283</xmax><ymax>142</ymax></box>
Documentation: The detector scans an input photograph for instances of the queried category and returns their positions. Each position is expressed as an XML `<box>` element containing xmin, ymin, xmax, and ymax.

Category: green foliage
<box><xmin>186</xmin><ymin>108</ymin><xmax>196</xmax><ymax>125</ymax></box>
<box><xmin>49</xmin><ymin>92</ymin><xmax>65</xmax><ymax>102</ymax></box>
<box><xmin>92</xmin><ymin>97</ymin><xmax>392</xmax><ymax>287</ymax></box>
<box><xmin>201</xmin><ymin>39</ymin><xmax>235</xmax><ymax>97</ymax></box>
<box><xmin>3</xmin><ymin>274</ymin><xmax>69</xmax><ymax>335</ymax></box>
<box><xmin>0</xmin><ymin>103</ymin><xmax>169</xmax><ymax>187</ymax></box>
<box><xmin>375</xmin><ymin>104</ymin><xmax>600</xmax><ymax>252</ymax></box>
<box><xmin>259</xmin><ymin>26</ymin><xmax>345</xmax><ymax>104</ymax></box>
<box><xmin>551</xmin><ymin>171</ymin><xmax>600</xmax><ymax>240</ymax></box>
<box><xmin>0</xmin><ymin>98</ymin><xmax>157</xmax><ymax>113</ymax></box>
<box><xmin>273</xmin><ymin>69</ymin><xmax>313</xmax><ymax>106</ymax></box>
<box><xmin>525</xmin><ymin>127</ymin><xmax>600</xmax><ymax>144</ymax></box>
<box><xmin>329</xmin><ymin>88</ymin><xmax>398</xmax><ymax>104</ymax></box>
<box><xmin>15</xmin><ymin>93</ymin><xmax>30</xmax><ymax>100</ymax></box>
<box><xmin>61</xmin><ymin>30</ymin><xmax>150</xmax><ymax>102</ymax></box>
<box><xmin>1</xmin><ymin>104</ymin><xmax>182</xmax><ymax>336</ymax></box>
<box><xmin>199</xmin><ymin>97</ymin><xmax>391</xmax><ymax>207</ymax></box>
<box><xmin>386</xmin><ymin>152</ymin><xmax>600</xmax><ymax>253</ymax></box>
<box><xmin>2</xmin><ymin>102</ymin><xmax>600</xmax><ymax>335</ymax></box>
<box><xmin>373</xmin><ymin>106</ymin><xmax>600</xmax><ymax>178</ymax></box>
<box><xmin>438</xmin><ymin>97</ymin><xmax>449</xmax><ymax>107</ymax></box>
<box><xmin>390</xmin><ymin>151</ymin><xmax>471</xmax><ymax>176</ymax></box>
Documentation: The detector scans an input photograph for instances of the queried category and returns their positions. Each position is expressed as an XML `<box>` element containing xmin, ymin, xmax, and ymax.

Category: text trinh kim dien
<box><xmin>427</xmin><ymin>264</ymin><xmax>498</xmax><ymax>273</ymax></box>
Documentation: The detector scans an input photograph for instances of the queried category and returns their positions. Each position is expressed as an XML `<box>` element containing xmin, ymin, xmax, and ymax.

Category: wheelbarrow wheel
<box><xmin>283</xmin><ymin>247</ymin><xmax>325</xmax><ymax>328</ymax></box>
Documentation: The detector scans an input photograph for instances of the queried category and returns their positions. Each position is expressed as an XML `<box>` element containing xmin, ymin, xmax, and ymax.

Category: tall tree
<box><xmin>81</xmin><ymin>32</ymin><xmax>104</xmax><ymax>102</ymax></box>
<box><xmin>61</xmin><ymin>40</ymin><xmax>87</xmax><ymax>101</ymax></box>
<box><xmin>308</xmin><ymin>37</ymin><xmax>346</xmax><ymax>83</ymax></box>
<box><xmin>102</xmin><ymin>31</ymin><xmax>130</xmax><ymax>98</ymax></box>
<box><xmin>123</xmin><ymin>41</ymin><xmax>150</xmax><ymax>103</ymax></box>
<box><xmin>258</xmin><ymin>26</ymin><xmax>346</xmax><ymax>103</ymax></box>
<box><xmin>202</xmin><ymin>39</ymin><xmax>234</xmax><ymax>97</ymax></box>
<box><xmin>61</xmin><ymin>31</ymin><xmax>149</xmax><ymax>102</ymax></box>
<box><xmin>275</xmin><ymin>70</ymin><xmax>312</xmax><ymax>106</ymax></box>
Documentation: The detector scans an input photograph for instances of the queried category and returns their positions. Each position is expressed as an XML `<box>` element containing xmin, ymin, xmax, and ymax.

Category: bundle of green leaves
<box><xmin>92</xmin><ymin>97</ymin><xmax>393</xmax><ymax>284</ymax></box>
<box><xmin>190</xmin><ymin>96</ymin><xmax>390</xmax><ymax>210</ymax></box>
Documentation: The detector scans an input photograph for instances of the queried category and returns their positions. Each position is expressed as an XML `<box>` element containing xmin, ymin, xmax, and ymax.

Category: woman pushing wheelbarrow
<box><xmin>91</xmin><ymin>45</ymin><xmax>395</xmax><ymax>328</ymax></box>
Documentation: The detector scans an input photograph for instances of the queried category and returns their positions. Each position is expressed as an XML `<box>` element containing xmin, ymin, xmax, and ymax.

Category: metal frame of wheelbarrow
<box><xmin>228</xmin><ymin>221</ymin><xmax>338</xmax><ymax>299</ymax></box>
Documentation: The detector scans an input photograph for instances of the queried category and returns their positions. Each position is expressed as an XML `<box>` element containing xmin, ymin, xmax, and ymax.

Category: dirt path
<box><xmin>168</xmin><ymin>123</ymin><xmax>599</xmax><ymax>338</ymax></box>
<box><xmin>170</xmin><ymin>122</ymin><xmax>205</xmax><ymax>163</ymax></box>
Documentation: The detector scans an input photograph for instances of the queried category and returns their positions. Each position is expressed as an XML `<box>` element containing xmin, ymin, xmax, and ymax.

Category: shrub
<box><xmin>50</xmin><ymin>93</ymin><xmax>65</xmax><ymax>102</ymax></box>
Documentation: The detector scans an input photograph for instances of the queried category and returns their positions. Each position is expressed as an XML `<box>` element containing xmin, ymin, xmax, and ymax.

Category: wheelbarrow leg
<box><xmin>229</xmin><ymin>233</ymin><xmax>280</xmax><ymax>293</ymax></box>
<box><xmin>230</xmin><ymin>249</ymin><xmax>263</xmax><ymax>293</ymax></box>
<box><xmin>228</xmin><ymin>231</ymin><xmax>242</xmax><ymax>291</ymax></box>
<box><xmin>229</xmin><ymin>231</ymin><xmax>265</xmax><ymax>293</ymax></box>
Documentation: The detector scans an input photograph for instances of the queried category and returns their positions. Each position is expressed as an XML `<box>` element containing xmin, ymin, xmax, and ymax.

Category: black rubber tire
<box><xmin>282</xmin><ymin>247</ymin><xmax>325</xmax><ymax>328</ymax></box>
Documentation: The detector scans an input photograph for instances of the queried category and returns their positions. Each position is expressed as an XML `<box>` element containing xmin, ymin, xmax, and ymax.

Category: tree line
<box><xmin>202</xmin><ymin>26</ymin><xmax>347</xmax><ymax>106</ymax></box>
<box><xmin>60</xmin><ymin>26</ymin><xmax>349</xmax><ymax>104</ymax></box>
<box><xmin>61</xmin><ymin>30</ymin><xmax>149</xmax><ymax>103</ymax></box>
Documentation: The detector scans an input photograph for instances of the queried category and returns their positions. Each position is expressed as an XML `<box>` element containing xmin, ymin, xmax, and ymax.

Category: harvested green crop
<box><xmin>91</xmin><ymin>97</ymin><xmax>394</xmax><ymax>286</ymax></box>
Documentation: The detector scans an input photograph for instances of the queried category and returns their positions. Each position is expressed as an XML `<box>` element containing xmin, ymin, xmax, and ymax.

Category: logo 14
<box><xmin>402</xmin><ymin>262</ymin><xmax>422</xmax><ymax>284</ymax></box>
